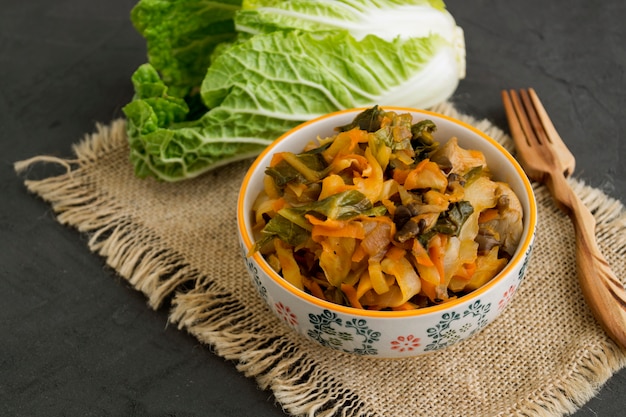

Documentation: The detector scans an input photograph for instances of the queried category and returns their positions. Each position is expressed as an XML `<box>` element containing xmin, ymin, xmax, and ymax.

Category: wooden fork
<box><xmin>502</xmin><ymin>88</ymin><xmax>626</xmax><ymax>349</ymax></box>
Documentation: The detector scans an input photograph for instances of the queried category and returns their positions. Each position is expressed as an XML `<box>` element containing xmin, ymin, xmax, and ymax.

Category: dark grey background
<box><xmin>1</xmin><ymin>0</ymin><xmax>624</xmax><ymax>416</ymax></box>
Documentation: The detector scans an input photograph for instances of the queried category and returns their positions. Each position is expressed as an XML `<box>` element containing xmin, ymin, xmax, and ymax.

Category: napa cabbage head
<box><xmin>235</xmin><ymin>0</ymin><xmax>465</xmax><ymax>78</ymax></box>
<box><xmin>123</xmin><ymin>0</ymin><xmax>466</xmax><ymax>181</ymax></box>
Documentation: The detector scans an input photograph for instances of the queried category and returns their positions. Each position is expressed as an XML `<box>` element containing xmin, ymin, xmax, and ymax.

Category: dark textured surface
<box><xmin>1</xmin><ymin>1</ymin><xmax>623</xmax><ymax>416</ymax></box>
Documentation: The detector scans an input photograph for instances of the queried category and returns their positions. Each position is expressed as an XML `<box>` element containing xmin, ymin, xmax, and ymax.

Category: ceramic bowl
<box><xmin>237</xmin><ymin>107</ymin><xmax>537</xmax><ymax>358</ymax></box>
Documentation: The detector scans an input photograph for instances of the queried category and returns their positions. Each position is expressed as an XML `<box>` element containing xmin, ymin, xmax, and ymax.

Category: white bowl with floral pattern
<box><xmin>237</xmin><ymin>107</ymin><xmax>537</xmax><ymax>358</ymax></box>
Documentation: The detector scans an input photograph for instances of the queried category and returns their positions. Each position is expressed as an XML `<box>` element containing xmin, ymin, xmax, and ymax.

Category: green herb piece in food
<box><xmin>411</xmin><ymin>119</ymin><xmax>439</xmax><ymax>161</ymax></box>
<box><xmin>265</xmin><ymin>151</ymin><xmax>329</xmax><ymax>189</ymax></box>
<box><xmin>418</xmin><ymin>200</ymin><xmax>474</xmax><ymax>246</ymax></box>
<box><xmin>434</xmin><ymin>200</ymin><xmax>474</xmax><ymax>235</ymax></box>
<box><xmin>253</xmin><ymin>214</ymin><xmax>310</xmax><ymax>253</ymax></box>
<box><xmin>252</xmin><ymin>190</ymin><xmax>387</xmax><ymax>254</ymax></box>
<box><xmin>337</xmin><ymin>105</ymin><xmax>385</xmax><ymax>133</ymax></box>
<box><xmin>281</xmin><ymin>190</ymin><xmax>387</xmax><ymax>223</ymax></box>
<box><xmin>411</xmin><ymin>119</ymin><xmax>437</xmax><ymax>144</ymax></box>
<box><xmin>463</xmin><ymin>166</ymin><xmax>484</xmax><ymax>186</ymax></box>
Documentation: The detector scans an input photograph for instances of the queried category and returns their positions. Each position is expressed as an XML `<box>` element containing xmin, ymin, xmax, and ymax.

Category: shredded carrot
<box><xmin>428</xmin><ymin>234</ymin><xmax>448</xmax><ymax>284</ymax></box>
<box><xmin>303</xmin><ymin>277</ymin><xmax>326</xmax><ymax>301</ymax></box>
<box><xmin>271</xmin><ymin>197</ymin><xmax>287</xmax><ymax>212</ymax></box>
<box><xmin>392</xmin><ymin>167</ymin><xmax>410</xmax><ymax>185</ymax></box>
<box><xmin>419</xmin><ymin>277</ymin><xmax>438</xmax><ymax>302</ymax></box>
<box><xmin>341</xmin><ymin>283</ymin><xmax>363</xmax><ymax>309</ymax></box>
<box><xmin>351</xmin><ymin>244</ymin><xmax>367</xmax><ymax>263</ymax></box>
<box><xmin>402</xmin><ymin>159</ymin><xmax>429</xmax><ymax>189</ymax></box>
<box><xmin>306</xmin><ymin>215</ymin><xmax>365</xmax><ymax>240</ymax></box>
<box><xmin>412</xmin><ymin>239</ymin><xmax>434</xmax><ymax>267</ymax></box>
<box><xmin>463</xmin><ymin>261</ymin><xmax>477</xmax><ymax>278</ymax></box>
<box><xmin>381</xmin><ymin>199</ymin><xmax>396</xmax><ymax>217</ymax></box>
<box><xmin>384</xmin><ymin>245</ymin><xmax>406</xmax><ymax>261</ymax></box>
<box><xmin>478</xmin><ymin>208</ymin><xmax>499</xmax><ymax>223</ymax></box>
<box><xmin>312</xmin><ymin>224</ymin><xmax>364</xmax><ymax>240</ymax></box>
<box><xmin>270</xmin><ymin>152</ymin><xmax>286</xmax><ymax>167</ymax></box>
<box><xmin>380</xmin><ymin>115</ymin><xmax>393</xmax><ymax>128</ymax></box>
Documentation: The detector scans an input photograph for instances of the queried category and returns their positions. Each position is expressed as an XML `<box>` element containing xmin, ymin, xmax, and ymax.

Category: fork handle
<box><xmin>546</xmin><ymin>172</ymin><xmax>626</xmax><ymax>349</ymax></box>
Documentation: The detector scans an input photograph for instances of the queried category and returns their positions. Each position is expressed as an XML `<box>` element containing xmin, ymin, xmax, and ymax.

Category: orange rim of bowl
<box><xmin>237</xmin><ymin>107</ymin><xmax>537</xmax><ymax>318</ymax></box>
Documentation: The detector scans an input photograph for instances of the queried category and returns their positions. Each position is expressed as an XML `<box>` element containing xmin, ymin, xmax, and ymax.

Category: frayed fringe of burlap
<box><xmin>15</xmin><ymin>120</ymin><xmax>203</xmax><ymax>309</ymax></box>
<box><xmin>169</xmin><ymin>278</ymin><xmax>379</xmax><ymax>417</ymax></box>
<box><xmin>15</xmin><ymin>104</ymin><xmax>626</xmax><ymax>417</ymax></box>
<box><xmin>501</xmin><ymin>339</ymin><xmax>626</xmax><ymax>417</ymax></box>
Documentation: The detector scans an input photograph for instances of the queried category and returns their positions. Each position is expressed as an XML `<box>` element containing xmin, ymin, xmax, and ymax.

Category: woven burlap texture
<box><xmin>16</xmin><ymin>103</ymin><xmax>626</xmax><ymax>417</ymax></box>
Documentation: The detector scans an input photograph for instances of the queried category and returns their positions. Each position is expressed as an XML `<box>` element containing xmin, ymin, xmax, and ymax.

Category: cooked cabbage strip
<box><xmin>319</xmin><ymin>236</ymin><xmax>356</xmax><ymax>287</ymax></box>
<box><xmin>274</xmin><ymin>239</ymin><xmax>304</xmax><ymax>291</ymax></box>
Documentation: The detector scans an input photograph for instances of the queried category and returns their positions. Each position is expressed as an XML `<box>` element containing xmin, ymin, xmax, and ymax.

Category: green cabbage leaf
<box><xmin>130</xmin><ymin>0</ymin><xmax>243</xmax><ymax>98</ymax></box>
<box><xmin>124</xmin><ymin>0</ymin><xmax>466</xmax><ymax>181</ymax></box>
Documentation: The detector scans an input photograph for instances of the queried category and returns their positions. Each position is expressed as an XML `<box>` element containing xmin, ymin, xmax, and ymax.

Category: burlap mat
<box><xmin>16</xmin><ymin>103</ymin><xmax>626</xmax><ymax>417</ymax></box>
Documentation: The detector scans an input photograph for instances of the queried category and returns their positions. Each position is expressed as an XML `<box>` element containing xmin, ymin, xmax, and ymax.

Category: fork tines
<box><xmin>502</xmin><ymin>88</ymin><xmax>576</xmax><ymax>176</ymax></box>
